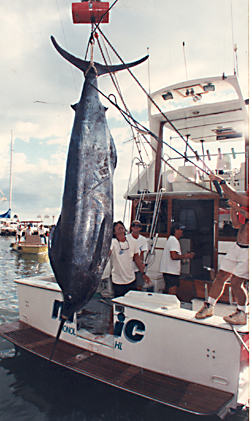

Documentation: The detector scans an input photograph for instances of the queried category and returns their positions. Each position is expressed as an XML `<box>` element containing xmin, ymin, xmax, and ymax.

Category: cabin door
<box><xmin>173</xmin><ymin>199</ymin><xmax>214</xmax><ymax>279</ymax></box>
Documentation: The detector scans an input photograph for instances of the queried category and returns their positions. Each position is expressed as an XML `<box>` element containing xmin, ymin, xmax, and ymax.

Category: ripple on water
<box><xmin>0</xmin><ymin>237</ymin><xmax>53</xmax><ymax>329</ymax></box>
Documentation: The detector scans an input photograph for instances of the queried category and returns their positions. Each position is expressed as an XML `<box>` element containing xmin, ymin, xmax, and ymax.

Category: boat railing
<box><xmin>135</xmin><ymin>189</ymin><xmax>148</xmax><ymax>221</ymax></box>
<box><xmin>148</xmin><ymin>187</ymin><xmax>165</xmax><ymax>240</ymax></box>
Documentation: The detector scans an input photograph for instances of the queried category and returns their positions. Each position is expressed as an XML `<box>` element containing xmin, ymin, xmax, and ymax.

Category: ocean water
<box><xmin>0</xmin><ymin>236</ymin><xmax>248</xmax><ymax>421</ymax></box>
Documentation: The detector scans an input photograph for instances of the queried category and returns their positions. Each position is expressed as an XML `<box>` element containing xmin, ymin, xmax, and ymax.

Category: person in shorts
<box><xmin>159</xmin><ymin>222</ymin><xmax>194</xmax><ymax>295</ymax></box>
<box><xmin>195</xmin><ymin>174</ymin><xmax>249</xmax><ymax>325</ymax></box>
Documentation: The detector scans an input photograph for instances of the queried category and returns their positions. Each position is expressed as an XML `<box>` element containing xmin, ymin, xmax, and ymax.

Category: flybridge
<box><xmin>148</xmin><ymin>75</ymin><xmax>248</xmax><ymax>144</ymax></box>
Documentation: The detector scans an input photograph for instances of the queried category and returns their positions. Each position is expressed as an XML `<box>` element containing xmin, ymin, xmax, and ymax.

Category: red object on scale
<box><xmin>72</xmin><ymin>1</ymin><xmax>110</xmax><ymax>24</ymax></box>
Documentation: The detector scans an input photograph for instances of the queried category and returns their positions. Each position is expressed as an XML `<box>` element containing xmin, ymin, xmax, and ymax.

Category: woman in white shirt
<box><xmin>109</xmin><ymin>221</ymin><xmax>151</xmax><ymax>297</ymax></box>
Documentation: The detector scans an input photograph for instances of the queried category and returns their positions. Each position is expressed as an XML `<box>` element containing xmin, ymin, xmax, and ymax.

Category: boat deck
<box><xmin>0</xmin><ymin>321</ymin><xmax>234</xmax><ymax>416</ymax></box>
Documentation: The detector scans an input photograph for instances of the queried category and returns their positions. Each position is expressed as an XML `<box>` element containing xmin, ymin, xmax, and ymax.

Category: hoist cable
<box><xmin>96</xmin><ymin>33</ymin><xmax>146</xmax><ymax>163</ymax></box>
<box><xmin>97</xmin><ymin>27</ymin><xmax>214</xmax><ymax>175</ymax></box>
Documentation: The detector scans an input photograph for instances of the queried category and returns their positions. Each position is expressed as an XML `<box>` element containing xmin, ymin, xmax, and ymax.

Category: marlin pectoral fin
<box><xmin>90</xmin><ymin>218</ymin><xmax>106</xmax><ymax>272</ymax></box>
<box><xmin>48</xmin><ymin>218</ymin><xmax>59</xmax><ymax>253</ymax></box>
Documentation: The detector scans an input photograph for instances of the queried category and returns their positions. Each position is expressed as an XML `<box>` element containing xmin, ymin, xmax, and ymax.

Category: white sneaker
<box><xmin>223</xmin><ymin>310</ymin><xmax>247</xmax><ymax>325</ymax></box>
<box><xmin>195</xmin><ymin>302</ymin><xmax>214</xmax><ymax>319</ymax></box>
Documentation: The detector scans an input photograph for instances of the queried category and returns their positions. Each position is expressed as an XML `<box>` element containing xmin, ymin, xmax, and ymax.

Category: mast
<box><xmin>9</xmin><ymin>130</ymin><xmax>13</xmax><ymax>217</ymax></box>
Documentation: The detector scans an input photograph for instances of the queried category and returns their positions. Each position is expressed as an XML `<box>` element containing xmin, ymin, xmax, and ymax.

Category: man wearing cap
<box><xmin>127</xmin><ymin>220</ymin><xmax>149</xmax><ymax>291</ymax></box>
<box><xmin>160</xmin><ymin>223</ymin><xmax>194</xmax><ymax>295</ymax></box>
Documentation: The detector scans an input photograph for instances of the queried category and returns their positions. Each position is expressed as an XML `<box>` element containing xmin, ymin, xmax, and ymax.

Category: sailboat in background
<box><xmin>0</xmin><ymin>131</ymin><xmax>19</xmax><ymax>235</ymax></box>
<box><xmin>0</xmin><ymin>190</ymin><xmax>7</xmax><ymax>208</ymax></box>
<box><xmin>0</xmin><ymin>130</ymin><xmax>13</xmax><ymax>219</ymax></box>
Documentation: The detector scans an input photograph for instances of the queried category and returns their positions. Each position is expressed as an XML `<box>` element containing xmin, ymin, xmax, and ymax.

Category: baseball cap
<box><xmin>131</xmin><ymin>220</ymin><xmax>142</xmax><ymax>227</ymax></box>
<box><xmin>171</xmin><ymin>222</ymin><xmax>186</xmax><ymax>231</ymax></box>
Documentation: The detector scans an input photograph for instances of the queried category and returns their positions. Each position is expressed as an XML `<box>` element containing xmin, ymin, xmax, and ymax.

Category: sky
<box><xmin>0</xmin><ymin>0</ymin><xmax>249</xmax><ymax>226</ymax></box>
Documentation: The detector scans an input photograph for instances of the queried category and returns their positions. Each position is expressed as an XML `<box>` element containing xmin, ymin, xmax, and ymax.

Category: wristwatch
<box><xmin>219</xmin><ymin>179</ymin><xmax>226</xmax><ymax>185</ymax></box>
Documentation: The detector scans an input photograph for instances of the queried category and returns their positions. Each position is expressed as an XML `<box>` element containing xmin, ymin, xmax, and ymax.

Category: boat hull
<box><xmin>0</xmin><ymin>275</ymin><xmax>248</xmax><ymax>419</ymax></box>
<box><xmin>0</xmin><ymin>320</ymin><xmax>235</xmax><ymax>417</ymax></box>
<box><xmin>11</xmin><ymin>243</ymin><xmax>48</xmax><ymax>254</ymax></box>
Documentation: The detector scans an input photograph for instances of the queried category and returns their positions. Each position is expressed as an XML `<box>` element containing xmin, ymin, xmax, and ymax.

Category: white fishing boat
<box><xmin>124</xmin><ymin>73</ymin><xmax>249</xmax><ymax>307</ymax></box>
<box><xmin>10</xmin><ymin>234</ymin><xmax>48</xmax><ymax>255</ymax></box>
<box><xmin>0</xmin><ymin>220</ymin><xmax>18</xmax><ymax>236</ymax></box>
<box><xmin>0</xmin><ymin>71</ymin><xmax>249</xmax><ymax>419</ymax></box>
<box><xmin>0</xmin><ymin>2</ymin><xmax>249</xmax><ymax>420</ymax></box>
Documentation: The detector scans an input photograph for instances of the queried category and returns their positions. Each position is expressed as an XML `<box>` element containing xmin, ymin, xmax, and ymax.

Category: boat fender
<box><xmin>18</xmin><ymin>246</ymin><xmax>22</xmax><ymax>251</ymax></box>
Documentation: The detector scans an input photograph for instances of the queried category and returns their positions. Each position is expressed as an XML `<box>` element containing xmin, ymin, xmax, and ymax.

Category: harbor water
<box><xmin>0</xmin><ymin>236</ymin><xmax>248</xmax><ymax>421</ymax></box>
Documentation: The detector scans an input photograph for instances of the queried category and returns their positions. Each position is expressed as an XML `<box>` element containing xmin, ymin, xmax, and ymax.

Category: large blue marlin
<box><xmin>49</xmin><ymin>36</ymin><xmax>148</xmax><ymax>348</ymax></box>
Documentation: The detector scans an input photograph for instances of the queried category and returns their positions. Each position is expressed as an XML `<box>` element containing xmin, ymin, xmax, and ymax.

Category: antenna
<box><xmin>147</xmin><ymin>47</ymin><xmax>151</xmax><ymax>94</ymax></box>
<box><xmin>230</xmin><ymin>0</ymin><xmax>238</xmax><ymax>76</ymax></box>
<box><xmin>182</xmin><ymin>42</ymin><xmax>188</xmax><ymax>80</ymax></box>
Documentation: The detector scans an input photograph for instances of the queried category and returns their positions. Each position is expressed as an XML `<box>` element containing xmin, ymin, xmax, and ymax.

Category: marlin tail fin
<box><xmin>51</xmin><ymin>36</ymin><xmax>148</xmax><ymax>76</ymax></box>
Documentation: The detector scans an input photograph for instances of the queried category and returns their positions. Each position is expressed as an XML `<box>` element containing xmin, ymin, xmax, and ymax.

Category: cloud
<box><xmin>0</xmin><ymin>0</ymin><xmax>248</xmax><ymax>223</ymax></box>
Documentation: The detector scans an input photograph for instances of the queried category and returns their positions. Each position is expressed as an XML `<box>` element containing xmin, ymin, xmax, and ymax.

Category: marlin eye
<box><xmin>67</xmin><ymin>295</ymin><xmax>72</xmax><ymax>300</ymax></box>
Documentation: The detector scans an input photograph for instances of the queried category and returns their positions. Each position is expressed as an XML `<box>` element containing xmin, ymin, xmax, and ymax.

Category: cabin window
<box><xmin>179</xmin><ymin>208</ymin><xmax>197</xmax><ymax>231</ymax></box>
<box><xmin>218</xmin><ymin>198</ymin><xmax>238</xmax><ymax>237</ymax></box>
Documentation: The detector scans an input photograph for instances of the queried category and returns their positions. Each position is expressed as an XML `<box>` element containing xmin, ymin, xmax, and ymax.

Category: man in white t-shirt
<box><xmin>25</xmin><ymin>224</ymin><xmax>33</xmax><ymax>237</ymax></box>
<box><xmin>38</xmin><ymin>224</ymin><xmax>47</xmax><ymax>244</ymax></box>
<box><xmin>159</xmin><ymin>222</ymin><xmax>194</xmax><ymax>295</ymax></box>
<box><xmin>127</xmin><ymin>220</ymin><xmax>148</xmax><ymax>290</ymax></box>
<box><xmin>109</xmin><ymin>221</ymin><xmax>151</xmax><ymax>298</ymax></box>
<box><xmin>16</xmin><ymin>225</ymin><xmax>23</xmax><ymax>243</ymax></box>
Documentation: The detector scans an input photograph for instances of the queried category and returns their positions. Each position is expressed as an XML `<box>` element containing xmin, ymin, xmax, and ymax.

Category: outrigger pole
<box><xmin>95</xmin><ymin>27</ymin><xmax>224</xmax><ymax>195</ymax></box>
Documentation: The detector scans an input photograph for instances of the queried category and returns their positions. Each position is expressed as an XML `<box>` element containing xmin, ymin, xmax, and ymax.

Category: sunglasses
<box><xmin>117</xmin><ymin>238</ymin><xmax>130</xmax><ymax>251</ymax></box>
<box><xmin>131</xmin><ymin>223</ymin><xmax>142</xmax><ymax>228</ymax></box>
